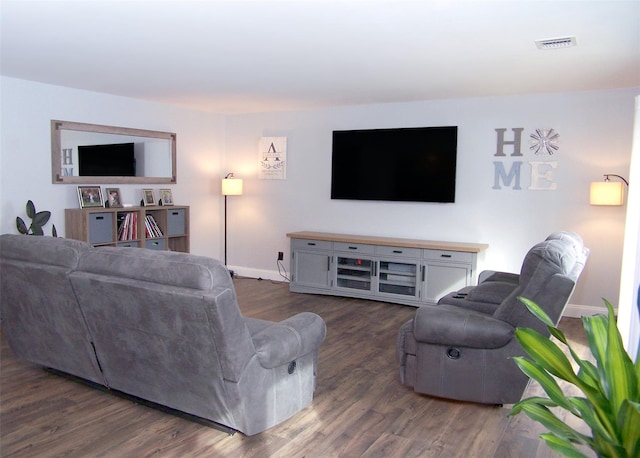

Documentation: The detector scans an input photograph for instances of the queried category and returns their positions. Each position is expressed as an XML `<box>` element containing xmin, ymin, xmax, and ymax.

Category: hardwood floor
<box><xmin>1</xmin><ymin>277</ymin><xmax>589</xmax><ymax>457</ymax></box>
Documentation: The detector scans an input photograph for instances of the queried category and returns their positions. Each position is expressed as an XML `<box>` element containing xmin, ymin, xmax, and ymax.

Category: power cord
<box><xmin>277</xmin><ymin>259</ymin><xmax>290</xmax><ymax>282</ymax></box>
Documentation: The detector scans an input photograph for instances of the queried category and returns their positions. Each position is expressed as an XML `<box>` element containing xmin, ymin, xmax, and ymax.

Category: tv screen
<box><xmin>78</xmin><ymin>143</ymin><xmax>136</xmax><ymax>177</ymax></box>
<box><xmin>331</xmin><ymin>126</ymin><xmax>458</xmax><ymax>203</ymax></box>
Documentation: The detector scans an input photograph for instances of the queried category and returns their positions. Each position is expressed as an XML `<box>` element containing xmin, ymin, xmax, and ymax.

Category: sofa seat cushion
<box><xmin>413</xmin><ymin>305</ymin><xmax>514</xmax><ymax>349</ymax></box>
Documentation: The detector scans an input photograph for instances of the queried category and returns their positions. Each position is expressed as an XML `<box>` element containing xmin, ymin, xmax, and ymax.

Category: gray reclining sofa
<box><xmin>0</xmin><ymin>234</ymin><xmax>327</xmax><ymax>435</ymax></box>
<box><xmin>396</xmin><ymin>231</ymin><xmax>589</xmax><ymax>405</ymax></box>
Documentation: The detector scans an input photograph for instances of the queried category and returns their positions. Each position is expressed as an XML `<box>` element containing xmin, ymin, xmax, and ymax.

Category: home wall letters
<box><xmin>492</xmin><ymin>127</ymin><xmax>559</xmax><ymax>191</ymax></box>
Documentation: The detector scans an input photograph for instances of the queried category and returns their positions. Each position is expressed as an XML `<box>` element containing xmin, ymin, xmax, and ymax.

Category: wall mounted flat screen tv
<box><xmin>331</xmin><ymin>126</ymin><xmax>458</xmax><ymax>203</ymax></box>
<box><xmin>78</xmin><ymin>142</ymin><xmax>136</xmax><ymax>177</ymax></box>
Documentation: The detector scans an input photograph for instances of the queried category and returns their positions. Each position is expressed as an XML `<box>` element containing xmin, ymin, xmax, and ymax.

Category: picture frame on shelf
<box><xmin>159</xmin><ymin>189</ymin><xmax>174</xmax><ymax>206</ymax></box>
<box><xmin>105</xmin><ymin>188</ymin><xmax>123</xmax><ymax>208</ymax></box>
<box><xmin>77</xmin><ymin>186</ymin><xmax>104</xmax><ymax>208</ymax></box>
<box><xmin>142</xmin><ymin>189</ymin><xmax>155</xmax><ymax>206</ymax></box>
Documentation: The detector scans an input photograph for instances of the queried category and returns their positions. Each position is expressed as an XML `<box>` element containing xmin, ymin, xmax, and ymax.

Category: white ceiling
<box><xmin>1</xmin><ymin>0</ymin><xmax>639</xmax><ymax>115</ymax></box>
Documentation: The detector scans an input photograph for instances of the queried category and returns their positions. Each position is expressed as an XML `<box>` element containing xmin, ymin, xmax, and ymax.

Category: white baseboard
<box><xmin>229</xmin><ymin>267</ymin><xmax>608</xmax><ymax>319</ymax></box>
<box><xmin>563</xmin><ymin>303</ymin><xmax>608</xmax><ymax>318</ymax></box>
<box><xmin>231</xmin><ymin>266</ymin><xmax>289</xmax><ymax>283</ymax></box>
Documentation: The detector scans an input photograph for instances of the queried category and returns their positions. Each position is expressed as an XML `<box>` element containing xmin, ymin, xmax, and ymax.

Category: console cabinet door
<box><xmin>421</xmin><ymin>262</ymin><xmax>471</xmax><ymax>304</ymax></box>
<box><xmin>292</xmin><ymin>251</ymin><xmax>331</xmax><ymax>289</ymax></box>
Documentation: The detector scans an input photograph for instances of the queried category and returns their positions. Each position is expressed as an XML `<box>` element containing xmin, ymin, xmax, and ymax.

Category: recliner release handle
<box><xmin>447</xmin><ymin>348</ymin><xmax>461</xmax><ymax>359</ymax></box>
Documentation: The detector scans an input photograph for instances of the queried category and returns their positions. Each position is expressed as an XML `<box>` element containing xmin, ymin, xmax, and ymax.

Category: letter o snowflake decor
<box><xmin>529</xmin><ymin>128</ymin><xmax>559</xmax><ymax>155</ymax></box>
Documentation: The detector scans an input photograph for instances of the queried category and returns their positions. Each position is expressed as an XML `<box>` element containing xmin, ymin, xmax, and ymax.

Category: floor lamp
<box><xmin>221</xmin><ymin>173</ymin><xmax>243</xmax><ymax>273</ymax></box>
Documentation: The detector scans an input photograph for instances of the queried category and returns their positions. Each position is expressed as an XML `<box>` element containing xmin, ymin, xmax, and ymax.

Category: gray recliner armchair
<box><xmin>396</xmin><ymin>232</ymin><xmax>589</xmax><ymax>405</ymax></box>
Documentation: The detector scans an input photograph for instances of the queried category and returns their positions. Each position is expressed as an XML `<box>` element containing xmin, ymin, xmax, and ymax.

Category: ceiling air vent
<box><xmin>535</xmin><ymin>36</ymin><xmax>577</xmax><ymax>50</ymax></box>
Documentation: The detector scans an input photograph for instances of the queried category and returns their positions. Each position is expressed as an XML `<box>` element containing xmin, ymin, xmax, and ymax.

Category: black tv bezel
<box><xmin>78</xmin><ymin>142</ymin><xmax>136</xmax><ymax>177</ymax></box>
<box><xmin>330</xmin><ymin>126</ymin><xmax>458</xmax><ymax>204</ymax></box>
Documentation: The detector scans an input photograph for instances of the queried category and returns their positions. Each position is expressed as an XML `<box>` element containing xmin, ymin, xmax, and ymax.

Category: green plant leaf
<box><xmin>539</xmin><ymin>433</ymin><xmax>589</xmax><ymax>458</ymax></box>
<box><xmin>32</xmin><ymin>211</ymin><xmax>51</xmax><ymax>227</ymax></box>
<box><xmin>575</xmin><ymin>359</ymin><xmax>601</xmax><ymax>392</ymax></box>
<box><xmin>618</xmin><ymin>400</ymin><xmax>640</xmax><ymax>457</ymax></box>
<box><xmin>515</xmin><ymin>327</ymin><xmax>577</xmax><ymax>383</ymax></box>
<box><xmin>583</xmin><ymin>313</ymin><xmax>608</xmax><ymax>376</ymax></box>
<box><xmin>603</xmin><ymin>301</ymin><xmax>638</xmax><ymax>413</ymax></box>
<box><xmin>568</xmin><ymin>396</ymin><xmax>616</xmax><ymax>445</ymax></box>
<box><xmin>512</xmin><ymin>356</ymin><xmax>578</xmax><ymax>414</ymax></box>
<box><xmin>31</xmin><ymin>224</ymin><xmax>44</xmax><ymax>236</ymax></box>
<box><xmin>511</xmin><ymin>396</ymin><xmax>557</xmax><ymax>415</ymax></box>
<box><xmin>519</xmin><ymin>296</ymin><xmax>555</xmax><ymax>327</ymax></box>
<box><xmin>16</xmin><ymin>216</ymin><xmax>28</xmax><ymax>234</ymax></box>
<box><xmin>519</xmin><ymin>402</ymin><xmax>587</xmax><ymax>445</ymax></box>
<box><xmin>26</xmin><ymin>200</ymin><xmax>36</xmax><ymax>218</ymax></box>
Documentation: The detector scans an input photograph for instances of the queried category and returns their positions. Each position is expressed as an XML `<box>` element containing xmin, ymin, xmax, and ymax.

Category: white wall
<box><xmin>224</xmin><ymin>88</ymin><xmax>638</xmax><ymax>312</ymax></box>
<box><xmin>0</xmin><ymin>76</ymin><xmax>226</xmax><ymax>258</ymax></box>
<box><xmin>1</xmin><ymin>76</ymin><xmax>637</xmax><ymax>313</ymax></box>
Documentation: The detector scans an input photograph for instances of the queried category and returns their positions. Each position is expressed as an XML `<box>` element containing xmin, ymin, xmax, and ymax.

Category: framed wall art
<box><xmin>105</xmin><ymin>188</ymin><xmax>123</xmax><ymax>208</ymax></box>
<box><xmin>142</xmin><ymin>189</ymin><xmax>155</xmax><ymax>206</ymax></box>
<box><xmin>77</xmin><ymin>186</ymin><xmax>104</xmax><ymax>208</ymax></box>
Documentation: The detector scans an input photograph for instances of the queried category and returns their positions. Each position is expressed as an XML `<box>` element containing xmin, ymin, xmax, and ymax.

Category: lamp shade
<box><xmin>590</xmin><ymin>181</ymin><xmax>624</xmax><ymax>206</ymax></box>
<box><xmin>221</xmin><ymin>177</ymin><xmax>243</xmax><ymax>196</ymax></box>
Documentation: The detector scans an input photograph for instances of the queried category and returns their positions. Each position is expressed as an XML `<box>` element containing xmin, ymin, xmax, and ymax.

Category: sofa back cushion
<box><xmin>0</xmin><ymin>234</ymin><xmax>104</xmax><ymax>383</ymax></box>
<box><xmin>70</xmin><ymin>247</ymin><xmax>256</xmax><ymax>422</ymax></box>
<box><xmin>493</xmin><ymin>237</ymin><xmax>588</xmax><ymax>333</ymax></box>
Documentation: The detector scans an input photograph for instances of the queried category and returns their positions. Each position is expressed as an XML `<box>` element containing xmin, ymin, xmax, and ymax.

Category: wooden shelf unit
<box><xmin>65</xmin><ymin>205</ymin><xmax>189</xmax><ymax>253</ymax></box>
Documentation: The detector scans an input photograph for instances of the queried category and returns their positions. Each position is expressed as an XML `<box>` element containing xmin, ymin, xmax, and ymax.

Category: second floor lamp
<box><xmin>221</xmin><ymin>173</ymin><xmax>243</xmax><ymax>271</ymax></box>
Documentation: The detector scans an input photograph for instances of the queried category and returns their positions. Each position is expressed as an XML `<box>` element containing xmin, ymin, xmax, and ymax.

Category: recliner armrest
<box><xmin>413</xmin><ymin>305</ymin><xmax>514</xmax><ymax>349</ymax></box>
<box><xmin>252</xmin><ymin>312</ymin><xmax>327</xmax><ymax>369</ymax></box>
<box><xmin>478</xmin><ymin>270</ymin><xmax>520</xmax><ymax>284</ymax></box>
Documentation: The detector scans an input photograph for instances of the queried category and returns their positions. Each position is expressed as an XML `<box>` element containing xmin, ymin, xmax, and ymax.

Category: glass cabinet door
<box><xmin>335</xmin><ymin>256</ymin><xmax>374</xmax><ymax>292</ymax></box>
<box><xmin>377</xmin><ymin>260</ymin><xmax>420</xmax><ymax>299</ymax></box>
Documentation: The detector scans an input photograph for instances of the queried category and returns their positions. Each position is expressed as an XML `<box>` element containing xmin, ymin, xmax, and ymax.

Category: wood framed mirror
<box><xmin>51</xmin><ymin>120</ymin><xmax>177</xmax><ymax>184</ymax></box>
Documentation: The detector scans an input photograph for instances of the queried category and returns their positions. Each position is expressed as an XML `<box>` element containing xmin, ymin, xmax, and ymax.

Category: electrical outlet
<box><xmin>277</xmin><ymin>251</ymin><xmax>284</xmax><ymax>261</ymax></box>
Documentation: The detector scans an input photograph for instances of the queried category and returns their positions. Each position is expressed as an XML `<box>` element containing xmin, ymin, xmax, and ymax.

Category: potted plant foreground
<box><xmin>511</xmin><ymin>297</ymin><xmax>639</xmax><ymax>457</ymax></box>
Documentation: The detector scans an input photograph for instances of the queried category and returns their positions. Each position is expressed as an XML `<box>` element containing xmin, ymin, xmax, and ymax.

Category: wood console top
<box><xmin>286</xmin><ymin>231</ymin><xmax>488</xmax><ymax>253</ymax></box>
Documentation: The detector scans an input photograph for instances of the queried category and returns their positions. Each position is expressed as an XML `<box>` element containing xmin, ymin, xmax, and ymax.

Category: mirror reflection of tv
<box><xmin>78</xmin><ymin>143</ymin><xmax>136</xmax><ymax>176</ymax></box>
<box><xmin>331</xmin><ymin>126</ymin><xmax>458</xmax><ymax>203</ymax></box>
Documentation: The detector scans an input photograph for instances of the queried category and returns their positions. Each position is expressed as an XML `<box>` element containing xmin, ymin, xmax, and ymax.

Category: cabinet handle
<box><xmin>348</xmin><ymin>246</ymin><xmax>358</xmax><ymax>250</ymax></box>
<box><xmin>307</xmin><ymin>242</ymin><xmax>316</xmax><ymax>246</ymax></box>
<box><xmin>440</xmin><ymin>254</ymin><xmax>452</xmax><ymax>258</ymax></box>
<box><xmin>393</xmin><ymin>250</ymin><xmax>402</xmax><ymax>254</ymax></box>
<box><xmin>421</xmin><ymin>265</ymin><xmax>426</xmax><ymax>281</ymax></box>
<box><xmin>96</xmin><ymin>216</ymin><xmax>104</xmax><ymax>220</ymax></box>
<box><xmin>171</xmin><ymin>211</ymin><xmax>179</xmax><ymax>215</ymax></box>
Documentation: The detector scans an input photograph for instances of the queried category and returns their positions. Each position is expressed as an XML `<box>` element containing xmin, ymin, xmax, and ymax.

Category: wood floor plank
<box><xmin>1</xmin><ymin>276</ymin><xmax>583</xmax><ymax>457</ymax></box>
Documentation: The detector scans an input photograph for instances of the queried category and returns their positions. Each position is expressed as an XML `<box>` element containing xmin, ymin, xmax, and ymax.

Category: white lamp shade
<box><xmin>221</xmin><ymin>177</ymin><xmax>243</xmax><ymax>196</ymax></box>
<box><xmin>590</xmin><ymin>181</ymin><xmax>624</xmax><ymax>206</ymax></box>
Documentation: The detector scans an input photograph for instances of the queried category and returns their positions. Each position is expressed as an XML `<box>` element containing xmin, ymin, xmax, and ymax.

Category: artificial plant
<box><xmin>16</xmin><ymin>200</ymin><xmax>57</xmax><ymax>236</ymax></box>
<box><xmin>511</xmin><ymin>297</ymin><xmax>639</xmax><ymax>458</ymax></box>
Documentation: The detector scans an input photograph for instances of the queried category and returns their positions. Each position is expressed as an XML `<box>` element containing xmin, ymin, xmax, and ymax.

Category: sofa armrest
<box><xmin>251</xmin><ymin>312</ymin><xmax>327</xmax><ymax>369</ymax></box>
<box><xmin>413</xmin><ymin>306</ymin><xmax>514</xmax><ymax>349</ymax></box>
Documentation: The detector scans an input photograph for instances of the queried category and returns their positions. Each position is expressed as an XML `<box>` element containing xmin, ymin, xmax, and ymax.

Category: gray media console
<box><xmin>287</xmin><ymin>231</ymin><xmax>488</xmax><ymax>307</ymax></box>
